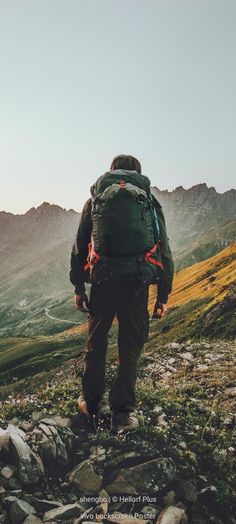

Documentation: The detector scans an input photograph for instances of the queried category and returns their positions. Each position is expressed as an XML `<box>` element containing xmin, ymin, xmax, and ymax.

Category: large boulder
<box><xmin>36</xmin><ymin>419</ymin><xmax>74</xmax><ymax>467</ymax></box>
<box><xmin>22</xmin><ymin>495</ymin><xmax>62</xmax><ymax>514</ymax></box>
<box><xmin>8</xmin><ymin>425</ymin><xmax>44</xmax><ymax>486</ymax></box>
<box><xmin>9</xmin><ymin>498</ymin><xmax>36</xmax><ymax>524</ymax></box>
<box><xmin>106</xmin><ymin>458</ymin><xmax>176</xmax><ymax>495</ymax></box>
<box><xmin>68</xmin><ymin>460</ymin><xmax>103</xmax><ymax>493</ymax></box>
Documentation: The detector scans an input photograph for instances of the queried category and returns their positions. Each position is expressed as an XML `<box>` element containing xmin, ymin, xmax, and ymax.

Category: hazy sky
<box><xmin>1</xmin><ymin>0</ymin><xmax>235</xmax><ymax>214</ymax></box>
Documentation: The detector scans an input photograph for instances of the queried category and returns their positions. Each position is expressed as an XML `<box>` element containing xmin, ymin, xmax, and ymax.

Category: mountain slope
<box><xmin>148</xmin><ymin>242</ymin><xmax>236</xmax><ymax>343</ymax></box>
<box><xmin>174</xmin><ymin>218</ymin><xmax>236</xmax><ymax>271</ymax></box>
<box><xmin>0</xmin><ymin>203</ymin><xmax>81</xmax><ymax>336</ymax></box>
<box><xmin>152</xmin><ymin>183</ymin><xmax>236</xmax><ymax>252</ymax></box>
<box><xmin>1</xmin><ymin>243</ymin><xmax>235</xmax><ymax>395</ymax></box>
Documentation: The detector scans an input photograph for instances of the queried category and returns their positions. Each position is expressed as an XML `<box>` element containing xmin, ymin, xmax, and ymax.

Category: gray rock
<box><xmin>89</xmin><ymin>445</ymin><xmax>106</xmax><ymax>464</ymax></box>
<box><xmin>20</xmin><ymin>422</ymin><xmax>33</xmax><ymax>432</ymax></box>
<box><xmin>1</xmin><ymin>465</ymin><xmax>17</xmax><ymax>479</ymax></box>
<box><xmin>8</xmin><ymin>425</ymin><xmax>43</xmax><ymax>486</ymax></box>
<box><xmin>37</xmin><ymin>420</ymin><xmax>72</xmax><ymax>466</ymax></box>
<box><xmin>152</xmin><ymin>406</ymin><xmax>163</xmax><ymax>415</ymax></box>
<box><xmin>75</xmin><ymin>489</ymin><xmax>109</xmax><ymax>522</ymax></box>
<box><xmin>157</xmin><ymin>505</ymin><xmax>188</xmax><ymax>523</ymax></box>
<box><xmin>47</xmin><ymin>426</ymin><xmax>68</xmax><ymax>465</ymax></box>
<box><xmin>3</xmin><ymin>495</ymin><xmax>18</xmax><ymax>504</ymax></box>
<box><xmin>8</xmin><ymin>425</ymin><xmax>26</xmax><ymax>439</ymax></box>
<box><xmin>47</xmin><ymin>416</ymin><xmax>71</xmax><ymax>428</ymax></box>
<box><xmin>179</xmin><ymin>480</ymin><xmax>198</xmax><ymax>502</ymax></box>
<box><xmin>200</xmin><ymin>485</ymin><xmax>218</xmax><ymax>496</ymax></box>
<box><xmin>195</xmin><ymin>365</ymin><xmax>208</xmax><ymax>372</ymax></box>
<box><xmin>0</xmin><ymin>485</ymin><xmax>6</xmax><ymax>494</ymax></box>
<box><xmin>39</xmin><ymin>419</ymin><xmax>57</xmax><ymax>427</ymax></box>
<box><xmin>43</xmin><ymin>503</ymin><xmax>83</xmax><ymax>522</ymax></box>
<box><xmin>0</xmin><ymin>477</ymin><xmax>8</xmax><ymax>488</ymax></box>
<box><xmin>31</xmin><ymin>412</ymin><xmax>45</xmax><ymax>424</ymax></box>
<box><xmin>106</xmin><ymin>458</ymin><xmax>176</xmax><ymax>495</ymax></box>
<box><xmin>8</xmin><ymin>418</ymin><xmax>21</xmax><ymax>427</ymax></box>
<box><xmin>105</xmin><ymin>448</ymin><xmax>141</xmax><ymax>469</ymax></box>
<box><xmin>0</xmin><ymin>514</ymin><xmax>8</xmax><ymax>524</ymax></box>
<box><xmin>73</xmin><ymin>506</ymin><xmax>95</xmax><ymax>523</ymax></box>
<box><xmin>180</xmin><ymin>352</ymin><xmax>194</xmax><ymax>361</ymax></box>
<box><xmin>163</xmin><ymin>490</ymin><xmax>176</xmax><ymax>506</ymax></box>
<box><xmin>169</xmin><ymin>343</ymin><xmax>181</xmax><ymax>350</ymax></box>
<box><xmin>23</xmin><ymin>517</ymin><xmax>43</xmax><ymax>524</ymax></box>
<box><xmin>0</xmin><ymin>429</ymin><xmax>10</xmax><ymax>452</ymax></box>
<box><xmin>68</xmin><ymin>460</ymin><xmax>103</xmax><ymax>493</ymax></box>
<box><xmin>226</xmin><ymin>387</ymin><xmax>236</xmax><ymax>397</ymax></box>
<box><xmin>39</xmin><ymin>433</ymin><xmax>57</xmax><ymax>463</ymax></box>
<box><xmin>8</xmin><ymin>476</ymin><xmax>22</xmax><ymax>490</ymax></box>
<box><xmin>22</xmin><ymin>494</ymin><xmax>62</xmax><ymax>513</ymax></box>
<box><xmin>10</xmin><ymin>499</ymin><xmax>36</xmax><ymax>524</ymax></box>
<box><xmin>8</xmin><ymin>490</ymin><xmax>23</xmax><ymax>496</ymax></box>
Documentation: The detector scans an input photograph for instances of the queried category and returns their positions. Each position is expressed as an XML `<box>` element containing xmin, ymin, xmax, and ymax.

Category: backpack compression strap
<box><xmin>145</xmin><ymin>243</ymin><xmax>164</xmax><ymax>270</ymax></box>
<box><xmin>84</xmin><ymin>243</ymin><xmax>101</xmax><ymax>271</ymax></box>
<box><xmin>85</xmin><ymin>242</ymin><xmax>164</xmax><ymax>272</ymax></box>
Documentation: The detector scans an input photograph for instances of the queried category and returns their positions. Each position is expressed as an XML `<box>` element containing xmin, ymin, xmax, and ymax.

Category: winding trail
<box><xmin>45</xmin><ymin>307</ymin><xmax>83</xmax><ymax>326</ymax></box>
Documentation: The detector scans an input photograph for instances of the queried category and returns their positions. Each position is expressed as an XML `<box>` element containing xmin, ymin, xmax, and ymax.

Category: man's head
<box><xmin>110</xmin><ymin>155</ymin><xmax>142</xmax><ymax>174</ymax></box>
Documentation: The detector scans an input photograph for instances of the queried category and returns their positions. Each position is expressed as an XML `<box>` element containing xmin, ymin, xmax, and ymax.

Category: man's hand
<box><xmin>152</xmin><ymin>301</ymin><xmax>168</xmax><ymax>319</ymax></box>
<box><xmin>75</xmin><ymin>293</ymin><xmax>89</xmax><ymax>313</ymax></box>
<box><xmin>158</xmin><ymin>302</ymin><xmax>168</xmax><ymax>318</ymax></box>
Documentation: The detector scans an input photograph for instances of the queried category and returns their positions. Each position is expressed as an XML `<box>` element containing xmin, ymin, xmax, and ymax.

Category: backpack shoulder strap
<box><xmin>150</xmin><ymin>194</ymin><xmax>161</xmax><ymax>239</ymax></box>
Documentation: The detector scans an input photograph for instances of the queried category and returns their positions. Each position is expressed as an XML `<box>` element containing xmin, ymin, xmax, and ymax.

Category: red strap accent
<box><xmin>146</xmin><ymin>243</ymin><xmax>158</xmax><ymax>256</ymax></box>
<box><xmin>145</xmin><ymin>256</ymin><xmax>164</xmax><ymax>270</ymax></box>
<box><xmin>84</xmin><ymin>244</ymin><xmax>100</xmax><ymax>271</ymax></box>
<box><xmin>145</xmin><ymin>243</ymin><xmax>164</xmax><ymax>270</ymax></box>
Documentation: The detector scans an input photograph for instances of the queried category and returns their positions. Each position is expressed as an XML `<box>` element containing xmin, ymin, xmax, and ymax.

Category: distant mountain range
<box><xmin>0</xmin><ymin>184</ymin><xmax>235</xmax><ymax>336</ymax></box>
<box><xmin>152</xmin><ymin>183</ymin><xmax>236</xmax><ymax>253</ymax></box>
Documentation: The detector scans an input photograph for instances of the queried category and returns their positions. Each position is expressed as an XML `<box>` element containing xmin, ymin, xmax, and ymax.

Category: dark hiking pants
<box><xmin>82</xmin><ymin>281</ymin><xmax>149</xmax><ymax>413</ymax></box>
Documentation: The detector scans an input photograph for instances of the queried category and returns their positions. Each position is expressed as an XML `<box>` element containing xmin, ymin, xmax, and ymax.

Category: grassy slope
<box><xmin>148</xmin><ymin>241</ymin><xmax>236</xmax><ymax>343</ymax></box>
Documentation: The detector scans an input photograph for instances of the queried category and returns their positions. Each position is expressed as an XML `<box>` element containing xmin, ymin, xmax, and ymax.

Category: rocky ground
<box><xmin>0</xmin><ymin>340</ymin><xmax>235</xmax><ymax>524</ymax></box>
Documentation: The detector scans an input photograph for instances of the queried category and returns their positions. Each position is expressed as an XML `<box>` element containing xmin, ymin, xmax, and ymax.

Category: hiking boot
<box><xmin>110</xmin><ymin>411</ymin><xmax>139</xmax><ymax>433</ymax></box>
<box><xmin>77</xmin><ymin>395</ymin><xmax>99</xmax><ymax>422</ymax></box>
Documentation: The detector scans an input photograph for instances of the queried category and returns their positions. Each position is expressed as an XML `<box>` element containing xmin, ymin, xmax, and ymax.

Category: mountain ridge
<box><xmin>1</xmin><ymin>183</ymin><xmax>235</xmax><ymax>216</ymax></box>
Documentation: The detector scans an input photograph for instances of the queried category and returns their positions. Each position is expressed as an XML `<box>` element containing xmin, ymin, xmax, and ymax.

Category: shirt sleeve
<box><xmin>69</xmin><ymin>198</ymin><xmax>92</xmax><ymax>294</ymax></box>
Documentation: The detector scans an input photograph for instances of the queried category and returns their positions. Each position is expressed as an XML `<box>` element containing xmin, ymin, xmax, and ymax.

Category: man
<box><xmin>69</xmin><ymin>155</ymin><xmax>174</xmax><ymax>432</ymax></box>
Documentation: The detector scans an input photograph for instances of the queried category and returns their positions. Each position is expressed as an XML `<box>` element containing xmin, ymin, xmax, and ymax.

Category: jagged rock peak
<box><xmin>25</xmin><ymin>202</ymin><xmax>77</xmax><ymax>217</ymax></box>
<box><xmin>153</xmin><ymin>183</ymin><xmax>235</xmax><ymax>195</ymax></box>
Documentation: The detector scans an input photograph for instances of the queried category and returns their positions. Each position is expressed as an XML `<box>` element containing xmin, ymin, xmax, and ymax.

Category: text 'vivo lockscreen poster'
<box><xmin>0</xmin><ymin>1</ymin><xmax>235</xmax><ymax>523</ymax></box>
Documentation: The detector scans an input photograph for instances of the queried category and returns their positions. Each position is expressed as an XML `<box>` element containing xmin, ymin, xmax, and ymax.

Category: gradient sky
<box><xmin>1</xmin><ymin>0</ymin><xmax>235</xmax><ymax>214</ymax></box>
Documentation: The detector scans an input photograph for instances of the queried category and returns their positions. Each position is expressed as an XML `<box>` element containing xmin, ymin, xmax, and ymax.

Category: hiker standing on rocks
<box><xmin>70</xmin><ymin>155</ymin><xmax>174</xmax><ymax>432</ymax></box>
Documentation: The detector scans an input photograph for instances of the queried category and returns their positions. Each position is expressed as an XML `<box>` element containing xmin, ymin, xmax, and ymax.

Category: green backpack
<box><xmin>86</xmin><ymin>169</ymin><xmax>164</xmax><ymax>284</ymax></box>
